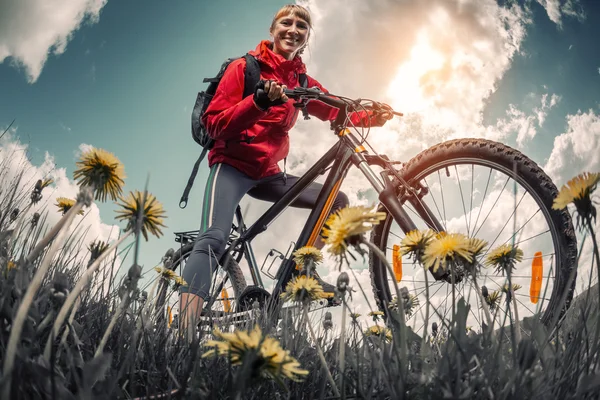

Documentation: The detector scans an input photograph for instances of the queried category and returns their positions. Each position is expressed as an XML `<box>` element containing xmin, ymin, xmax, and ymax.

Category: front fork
<box><xmin>343</xmin><ymin>132</ymin><xmax>446</xmax><ymax>280</ymax></box>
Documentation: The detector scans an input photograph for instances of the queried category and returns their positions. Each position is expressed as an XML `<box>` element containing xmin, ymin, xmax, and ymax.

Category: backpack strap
<box><xmin>180</xmin><ymin>146</ymin><xmax>209</xmax><ymax>208</ymax></box>
<box><xmin>243</xmin><ymin>54</ymin><xmax>261</xmax><ymax>98</ymax></box>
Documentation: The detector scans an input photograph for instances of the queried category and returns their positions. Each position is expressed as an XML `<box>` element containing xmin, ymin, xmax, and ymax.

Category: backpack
<box><xmin>179</xmin><ymin>54</ymin><xmax>308</xmax><ymax>208</ymax></box>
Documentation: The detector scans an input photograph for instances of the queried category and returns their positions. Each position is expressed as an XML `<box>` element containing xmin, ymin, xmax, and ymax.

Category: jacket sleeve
<box><xmin>304</xmin><ymin>75</ymin><xmax>385</xmax><ymax>127</ymax></box>
<box><xmin>201</xmin><ymin>58</ymin><xmax>267</xmax><ymax>141</ymax></box>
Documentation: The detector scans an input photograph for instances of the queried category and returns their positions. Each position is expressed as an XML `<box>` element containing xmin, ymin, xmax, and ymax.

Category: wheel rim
<box><xmin>378</xmin><ymin>159</ymin><xmax>563</xmax><ymax>335</ymax></box>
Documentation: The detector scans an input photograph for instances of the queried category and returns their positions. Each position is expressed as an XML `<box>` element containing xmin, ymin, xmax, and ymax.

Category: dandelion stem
<box><xmin>43</xmin><ymin>231</ymin><xmax>132</xmax><ymax>360</ymax></box>
<box><xmin>302</xmin><ymin>306</ymin><xmax>340</xmax><ymax>398</ymax></box>
<box><xmin>339</xmin><ymin>297</ymin><xmax>347</xmax><ymax>399</ymax></box>
<box><xmin>2</xmin><ymin>201</ymin><xmax>82</xmax><ymax>396</ymax></box>
<box><xmin>95</xmin><ymin>290</ymin><xmax>132</xmax><ymax>358</ymax></box>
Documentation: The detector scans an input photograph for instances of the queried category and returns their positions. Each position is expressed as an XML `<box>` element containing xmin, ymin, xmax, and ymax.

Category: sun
<box><xmin>386</xmin><ymin>30</ymin><xmax>445</xmax><ymax>114</ymax></box>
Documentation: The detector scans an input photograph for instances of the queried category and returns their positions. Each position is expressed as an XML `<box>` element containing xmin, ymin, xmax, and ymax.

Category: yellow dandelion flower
<box><xmin>293</xmin><ymin>246</ymin><xmax>323</xmax><ymax>267</ymax></box>
<box><xmin>321</xmin><ymin>205</ymin><xmax>386</xmax><ymax>256</ymax></box>
<box><xmin>368</xmin><ymin>310</ymin><xmax>384</xmax><ymax>317</ymax></box>
<box><xmin>55</xmin><ymin>197</ymin><xmax>84</xmax><ymax>216</ymax></box>
<box><xmin>174</xmin><ymin>275</ymin><xmax>187</xmax><ymax>288</ymax></box>
<box><xmin>73</xmin><ymin>148</ymin><xmax>126</xmax><ymax>202</ymax></box>
<box><xmin>350</xmin><ymin>312</ymin><xmax>361</xmax><ymax>320</ymax></box>
<box><xmin>280</xmin><ymin>275</ymin><xmax>327</xmax><ymax>303</ymax></box>
<box><xmin>390</xmin><ymin>294</ymin><xmax>420</xmax><ymax>318</ymax></box>
<box><xmin>364</xmin><ymin>325</ymin><xmax>393</xmax><ymax>342</ymax></box>
<box><xmin>553</xmin><ymin>172</ymin><xmax>599</xmax><ymax>228</ymax></box>
<box><xmin>6</xmin><ymin>260</ymin><xmax>17</xmax><ymax>271</ymax></box>
<box><xmin>502</xmin><ymin>284</ymin><xmax>522</xmax><ymax>293</ymax></box>
<box><xmin>154</xmin><ymin>266</ymin><xmax>177</xmax><ymax>281</ymax></box>
<box><xmin>485</xmin><ymin>244</ymin><xmax>524</xmax><ymax>275</ymax></box>
<box><xmin>203</xmin><ymin>325</ymin><xmax>308</xmax><ymax>382</ymax></box>
<box><xmin>400</xmin><ymin>229</ymin><xmax>435</xmax><ymax>261</ymax></box>
<box><xmin>41</xmin><ymin>178</ymin><xmax>53</xmax><ymax>188</ymax></box>
<box><xmin>422</xmin><ymin>233</ymin><xmax>472</xmax><ymax>272</ymax></box>
<box><xmin>484</xmin><ymin>290</ymin><xmax>502</xmax><ymax>312</ymax></box>
<box><xmin>467</xmin><ymin>237</ymin><xmax>488</xmax><ymax>259</ymax></box>
<box><xmin>115</xmin><ymin>191</ymin><xmax>167</xmax><ymax>241</ymax></box>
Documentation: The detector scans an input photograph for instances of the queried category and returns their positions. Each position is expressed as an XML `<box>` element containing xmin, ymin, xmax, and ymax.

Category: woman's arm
<box><xmin>303</xmin><ymin>76</ymin><xmax>386</xmax><ymax>127</ymax></box>
<box><xmin>202</xmin><ymin>58</ymin><xmax>267</xmax><ymax>141</ymax></box>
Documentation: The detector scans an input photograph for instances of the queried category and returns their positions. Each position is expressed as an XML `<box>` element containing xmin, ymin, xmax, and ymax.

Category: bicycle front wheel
<box><xmin>369</xmin><ymin>138</ymin><xmax>577</xmax><ymax>334</ymax></box>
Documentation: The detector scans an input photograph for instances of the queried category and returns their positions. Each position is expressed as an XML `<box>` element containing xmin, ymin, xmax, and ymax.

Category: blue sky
<box><xmin>1</xmin><ymin>0</ymin><xmax>599</xmax><ymax>316</ymax></box>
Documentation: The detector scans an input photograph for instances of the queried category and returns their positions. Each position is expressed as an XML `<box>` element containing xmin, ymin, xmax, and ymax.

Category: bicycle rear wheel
<box><xmin>369</xmin><ymin>138</ymin><xmax>577</xmax><ymax>334</ymax></box>
<box><xmin>169</xmin><ymin>243</ymin><xmax>247</xmax><ymax>319</ymax></box>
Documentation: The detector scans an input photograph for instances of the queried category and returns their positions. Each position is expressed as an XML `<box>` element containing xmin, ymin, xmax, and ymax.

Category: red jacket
<box><xmin>203</xmin><ymin>40</ymin><xmax>382</xmax><ymax>180</ymax></box>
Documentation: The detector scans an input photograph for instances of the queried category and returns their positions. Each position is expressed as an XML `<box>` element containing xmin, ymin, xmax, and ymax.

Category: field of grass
<box><xmin>0</xmin><ymin>145</ymin><xmax>599</xmax><ymax>399</ymax></box>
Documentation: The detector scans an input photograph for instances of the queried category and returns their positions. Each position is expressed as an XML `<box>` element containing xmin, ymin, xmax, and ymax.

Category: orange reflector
<box><xmin>530</xmin><ymin>251</ymin><xmax>543</xmax><ymax>304</ymax></box>
<box><xmin>393</xmin><ymin>244</ymin><xmax>403</xmax><ymax>282</ymax></box>
<box><xmin>221</xmin><ymin>288</ymin><xmax>232</xmax><ymax>312</ymax></box>
<box><xmin>167</xmin><ymin>306</ymin><xmax>173</xmax><ymax>328</ymax></box>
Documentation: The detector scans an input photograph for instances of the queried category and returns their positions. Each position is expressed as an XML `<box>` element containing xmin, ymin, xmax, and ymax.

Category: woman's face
<box><xmin>270</xmin><ymin>14</ymin><xmax>309</xmax><ymax>60</ymax></box>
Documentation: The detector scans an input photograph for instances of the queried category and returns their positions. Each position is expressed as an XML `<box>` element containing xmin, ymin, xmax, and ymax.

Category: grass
<box><xmin>0</xmin><ymin>146</ymin><xmax>599</xmax><ymax>399</ymax></box>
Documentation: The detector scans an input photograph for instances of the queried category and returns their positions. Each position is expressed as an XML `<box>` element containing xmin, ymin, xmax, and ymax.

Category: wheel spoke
<box><xmin>454</xmin><ymin>165</ymin><xmax>471</xmax><ymax>235</ymax></box>
<box><xmin>473</xmin><ymin>174</ymin><xmax>511</xmax><ymax>238</ymax></box>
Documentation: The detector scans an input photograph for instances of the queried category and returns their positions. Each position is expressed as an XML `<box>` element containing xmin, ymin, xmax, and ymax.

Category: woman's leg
<box><xmin>179</xmin><ymin>163</ymin><xmax>255</xmax><ymax>339</ymax></box>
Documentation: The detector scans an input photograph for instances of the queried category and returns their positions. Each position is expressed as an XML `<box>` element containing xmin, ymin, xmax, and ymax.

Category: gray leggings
<box><xmin>180</xmin><ymin>163</ymin><xmax>349</xmax><ymax>299</ymax></box>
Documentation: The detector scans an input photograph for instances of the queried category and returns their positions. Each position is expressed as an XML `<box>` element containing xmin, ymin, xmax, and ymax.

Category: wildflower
<box><xmin>484</xmin><ymin>290</ymin><xmax>502</xmax><ymax>312</ymax></box>
<box><xmin>323</xmin><ymin>311</ymin><xmax>333</xmax><ymax>330</ymax></box>
<box><xmin>31</xmin><ymin>178</ymin><xmax>53</xmax><ymax>204</ymax></box>
<box><xmin>115</xmin><ymin>191</ymin><xmax>167</xmax><ymax>241</ymax></box>
<box><xmin>87</xmin><ymin>240</ymin><xmax>109</xmax><ymax>265</ymax></box>
<box><xmin>390</xmin><ymin>293</ymin><xmax>420</xmax><ymax>318</ymax></box>
<box><xmin>281</xmin><ymin>275</ymin><xmax>327</xmax><ymax>303</ymax></box>
<box><xmin>293</xmin><ymin>246</ymin><xmax>323</xmax><ymax>267</ymax></box>
<box><xmin>336</xmin><ymin>271</ymin><xmax>350</xmax><ymax>294</ymax></box>
<box><xmin>73</xmin><ymin>148</ymin><xmax>126</xmax><ymax>202</ymax></box>
<box><xmin>173</xmin><ymin>276</ymin><xmax>187</xmax><ymax>290</ymax></box>
<box><xmin>154</xmin><ymin>266</ymin><xmax>177</xmax><ymax>281</ymax></box>
<box><xmin>364</xmin><ymin>325</ymin><xmax>393</xmax><ymax>342</ymax></box>
<box><xmin>485</xmin><ymin>244</ymin><xmax>524</xmax><ymax>275</ymax></box>
<box><xmin>9</xmin><ymin>208</ymin><xmax>19</xmax><ymax>223</ymax></box>
<box><xmin>400</xmin><ymin>229</ymin><xmax>435</xmax><ymax>262</ymax></box>
<box><xmin>31</xmin><ymin>212</ymin><xmax>40</xmax><ymax>227</ymax></box>
<box><xmin>422</xmin><ymin>233</ymin><xmax>472</xmax><ymax>272</ymax></box>
<box><xmin>321</xmin><ymin>205</ymin><xmax>386</xmax><ymax>258</ymax></box>
<box><xmin>55</xmin><ymin>197</ymin><xmax>84</xmax><ymax>216</ymax></box>
<box><xmin>203</xmin><ymin>325</ymin><xmax>308</xmax><ymax>382</ymax></box>
<box><xmin>502</xmin><ymin>283</ymin><xmax>522</xmax><ymax>293</ymax></box>
<box><xmin>6</xmin><ymin>260</ymin><xmax>17</xmax><ymax>271</ymax></box>
<box><xmin>553</xmin><ymin>172</ymin><xmax>600</xmax><ymax>228</ymax></box>
<box><xmin>368</xmin><ymin>310</ymin><xmax>384</xmax><ymax>322</ymax></box>
<box><xmin>350</xmin><ymin>312</ymin><xmax>361</xmax><ymax>322</ymax></box>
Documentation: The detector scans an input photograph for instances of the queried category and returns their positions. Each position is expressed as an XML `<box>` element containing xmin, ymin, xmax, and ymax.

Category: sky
<box><xmin>1</xmin><ymin>0</ymin><xmax>599</xmax><ymax>329</ymax></box>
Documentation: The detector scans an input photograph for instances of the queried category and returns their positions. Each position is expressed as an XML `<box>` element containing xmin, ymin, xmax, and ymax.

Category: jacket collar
<box><xmin>249</xmin><ymin>40</ymin><xmax>307</xmax><ymax>74</ymax></box>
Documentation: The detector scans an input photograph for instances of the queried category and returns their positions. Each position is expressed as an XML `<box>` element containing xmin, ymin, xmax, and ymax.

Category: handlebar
<box><xmin>283</xmin><ymin>86</ymin><xmax>404</xmax><ymax>117</ymax></box>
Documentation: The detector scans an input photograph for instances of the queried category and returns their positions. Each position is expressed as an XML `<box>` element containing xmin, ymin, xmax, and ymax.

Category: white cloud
<box><xmin>0</xmin><ymin>127</ymin><xmax>120</xmax><ymax>271</ymax></box>
<box><xmin>534</xmin><ymin>0</ymin><xmax>585</xmax><ymax>27</ymax></box>
<box><xmin>0</xmin><ymin>0</ymin><xmax>108</xmax><ymax>83</ymax></box>
<box><xmin>544</xmin><ymin>109</ymin><xmax>600</xmax><ymax>184</ymax></box>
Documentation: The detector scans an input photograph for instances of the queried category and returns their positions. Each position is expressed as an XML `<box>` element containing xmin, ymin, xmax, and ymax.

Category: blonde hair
<box><xmin>270</xmin><ymin>4</ymin><xmax>312</xmax><ymax>56</ymax></box>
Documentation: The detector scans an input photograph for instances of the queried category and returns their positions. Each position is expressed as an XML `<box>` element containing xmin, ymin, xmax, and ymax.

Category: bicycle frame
<box><xmin>229</xmin><ymin>123</ymin><xmax>444</xmax><ymax>313</ymax></box>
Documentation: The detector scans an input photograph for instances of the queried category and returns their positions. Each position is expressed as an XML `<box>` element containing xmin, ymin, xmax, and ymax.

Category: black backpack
<box><xmin>180</xmin><ymin>54</ymin><xmax>308</xmax><ymax>208</ymax></box>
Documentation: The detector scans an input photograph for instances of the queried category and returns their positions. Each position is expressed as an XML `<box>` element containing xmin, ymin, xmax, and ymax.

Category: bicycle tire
<box><xmin>369</xmin><ymin>138</ymin><xmax>577</xmax><ymax>328</ymax></box>
<box><xmin>170</xmin><ymin>242</ymin><xmax>247</xmax><ymax>313</ymax></box>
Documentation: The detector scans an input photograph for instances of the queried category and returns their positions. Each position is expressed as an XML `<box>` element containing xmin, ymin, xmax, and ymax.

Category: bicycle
<box><xmin>160</xmin><ymin>86</ymin><xmax>577</xmax><ymax>334</ymax></box>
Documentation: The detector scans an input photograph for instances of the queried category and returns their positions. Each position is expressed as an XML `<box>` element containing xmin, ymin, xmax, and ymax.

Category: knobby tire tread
<box><xmin>368</xmin><ymin>138</ymin><xmax>577</xmax><ymax>327</ymax></box>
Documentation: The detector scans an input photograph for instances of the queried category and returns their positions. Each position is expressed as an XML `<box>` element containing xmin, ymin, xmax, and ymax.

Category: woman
<box><xmin>180</xmin><ymin>4</ymin><xmax>391</xmax><ymax>333</ymax></box>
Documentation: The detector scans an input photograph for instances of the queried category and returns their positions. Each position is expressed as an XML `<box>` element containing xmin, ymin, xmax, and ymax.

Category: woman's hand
<box><xmin>254</xmin><ymin>79</ymin><xmax>288</xmax><ymax>110</ymax></box>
